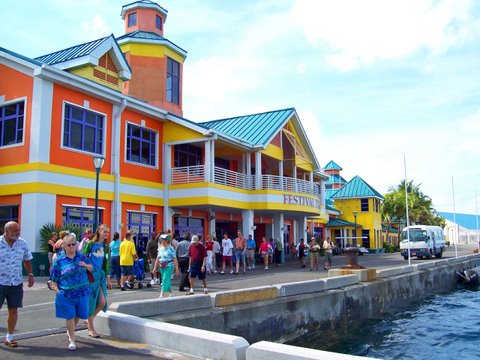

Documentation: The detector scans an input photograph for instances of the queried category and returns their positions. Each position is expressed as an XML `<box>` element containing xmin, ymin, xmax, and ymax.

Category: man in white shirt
<box><xmin>323</xmin><ymin>237</ymin><xmax>333</xmax><ymax>270</ymax></box>
<box><xmin>0</xmin><ymin>221</ymin><xmax>34</xmax><ymax>348</ymax></box>
<box><xmin>221</xmin><ymin>232</ymin><xmax>233</xmax><ymax>275</ymax></box>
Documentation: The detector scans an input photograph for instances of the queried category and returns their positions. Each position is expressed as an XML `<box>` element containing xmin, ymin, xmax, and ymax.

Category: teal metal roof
<box><xmin>323</xmin><ymin>160</ymin><xmax>342</xmax><ymax>171</ymax></box>
<box><xmin>199</xmin><ymin>108</ymin><xmax>295</xmax><ymax>147</ymax></box>
<box><xmin>35</xmin><ymin>36</ymin><xmax>110</xmax><ymax>65</ymax></box>
<box><xmin>325</xmin><ymin>174</ymin><xmax>347</xmax><ymax>187</ymax></box>
<box><xmin>326</xmin><ymin>218</ymin><xmax>360</xmax><ymax>227</ymax></box>
<box><xmin>331</xmin><ymin>175</ymin><xmax>384</xmax><ymax>200</ymax></box>
<box><xmin>438</xmin><ymin>212</ymin><xmax>479</xmax><ymax>230</ymax></box>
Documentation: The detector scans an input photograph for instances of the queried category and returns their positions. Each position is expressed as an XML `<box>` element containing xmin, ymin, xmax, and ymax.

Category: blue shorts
<box><xmin>189</xmin><ymin>262</ymin><xmax>206</xmax><ymax>280</ymax></box>
<box><xmin>0</xmin><ymin>284</ymin><xmax>23</xmax><ymax>309</ymax></box>
<box><xmin>110</xmin><ymin>256</ymin><xmax>121</xmax><ymax>279</ymax></box>
<box><xmin>235</xmin><ymin>250</ymin><xmax>245</xmax><ymax>262</ymax></box>
<box><xmin>121</xmin><ymin>265</ymin><xmax>135</xmax><ymax>276</ymax></box>
<box><xmin>55</xmin><ymin>292</ymin><xmax>89</xmax><ymax>320</ymax></box>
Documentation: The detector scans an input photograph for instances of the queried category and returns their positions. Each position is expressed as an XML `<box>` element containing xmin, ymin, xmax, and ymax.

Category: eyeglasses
<box><xmin>66</xmin><ymin>243</ymin><xmax>76</xmax><ymax>247</ymax></box>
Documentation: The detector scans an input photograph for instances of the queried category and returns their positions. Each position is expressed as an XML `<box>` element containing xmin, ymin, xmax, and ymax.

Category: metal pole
<box><xmin>354</xmin><ymin>213</ymin><xmax>357</xmax><ymax>247</ymax></box>
<box><xmin>404</xmin><ymin>155</ymin><xmax>411</xmax><ymax>266</ymax></box>
<box><xmin>476</xmin><ymin>191</ymin><xmax>479</xmax><ymax>250</ymax></box>
<box><xmin>452</xmin><ymin>176</ymin><xmax>458</xmax><ymax>258</ymax></box>
<box><xmin>94</xmin><ymin>167</ymin><xmax>100</xmax><ymax>232</ymax></box>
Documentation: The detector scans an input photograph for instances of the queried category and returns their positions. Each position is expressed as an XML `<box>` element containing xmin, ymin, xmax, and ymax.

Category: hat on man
<box><xmin>191</xmin><ymin>235</ymin><xmax>199</xmax><ymax>243</ymax></box>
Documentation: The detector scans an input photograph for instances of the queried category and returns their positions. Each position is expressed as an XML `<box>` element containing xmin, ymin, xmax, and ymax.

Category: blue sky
<box><xmin>2</xmin><ymin>0</ymin><xmax>480</xmax><ymax>214</ymax></box>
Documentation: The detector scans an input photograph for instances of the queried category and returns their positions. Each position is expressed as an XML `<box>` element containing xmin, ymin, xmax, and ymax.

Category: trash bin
<box><xmin>343</xmin><ymin>247</ymin><xmax>361</xmax><ymax>269</ymax></box>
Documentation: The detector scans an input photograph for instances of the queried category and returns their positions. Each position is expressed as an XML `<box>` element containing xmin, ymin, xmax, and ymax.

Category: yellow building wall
<box><xmin>261</xmin><ymin>144</ymin><xmax>283</xmax><ymax>161</ymax></box>
<box><xmin>163</xmin><ymin>122</ymin><xmax>204</xmax><ymax>143</ymax></box>
<box><xmin>69</xmin><ymin>66</ymin><xmax>122</xmax><ymax>91</ymax></box>
<box><xmin>334</xmin><ymin>198</ymin><xmax>383</xmax><ymax>249</ymax></box>
<box><xmin>120</xmin><ymin>43</ymin><xmax>185</xmax><ymax>63</ymax></box>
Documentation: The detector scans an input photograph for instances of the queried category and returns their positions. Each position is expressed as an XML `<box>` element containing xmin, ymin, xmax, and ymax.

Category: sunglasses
<box><xmin>66</xmin><ymin>243</ymin><xmax>76</xmax><ymax>247</ymax></box>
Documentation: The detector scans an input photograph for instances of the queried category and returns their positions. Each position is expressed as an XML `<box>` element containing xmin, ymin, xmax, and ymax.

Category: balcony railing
<box><xmin>170</xmin><ymin>165</ymin><xmax>320</xmax><ymax>197</ymax></box>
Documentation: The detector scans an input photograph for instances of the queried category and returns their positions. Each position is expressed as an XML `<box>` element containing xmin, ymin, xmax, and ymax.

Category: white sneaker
<box><xmin>248</xmin><ymin>266</ymin><xmax>251</xmax><ymax>270</ymax></box>
<box><xmin>150</xmin><ymin>279</ymin><xmax>155</xmax><ymax>285</ymax></box>
<box><xmin>203</xmin><ymin>288</ymin><xmax>208</xmax><ymax>294</ymax></box>
<box><xmin>230</xmin><ymin>270</ymin><xmax>234</xmax><ymax>274</ymax></box>
<box><xmin>155</xmin><ymin>278</ymin><xmax>160</xmax><ymax>284</ymax></box>
<box><xmin>68</xmin><ymin>342</ymin><xmax>77</xmax><ymax>351</ymax></box>
<box><xmin>264</xmin><ymin>266</ymin><xmax>268</xmax><ymax>270</ymax></box>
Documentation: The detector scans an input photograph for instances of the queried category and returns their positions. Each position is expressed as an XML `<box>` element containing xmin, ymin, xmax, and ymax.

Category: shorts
<box><xmin>110</xmin><ymin>256</ymin><xmax>121</xmax><ymax>279</ymax></box>
<box><xmin>55</xmin><ymin>292</ymin><xmax>89</xmax><ymax>320</ymax></box>
<box><xmin>0</xmin><ymin>283</ymin><xmax>23</xmax><ymax>309</ymax></box>
<box><xmin>235</xmin><ymin>250</ymin><xmax>245</xmax><ymax>262</ymax></box>
<box><xmin>121</xmin><ymin>265</ymin><xmax>135</xmax><ymax>276</ymax></box>
<box><xmin>223</xmin><ymin>255</ymin><xmax>233</xmax><ymax>263</ymax></box>
<box><xmin>325</xmin><ymin>252</ymin><xmax>333</xmax><ymax>262</ymax></box>
<box><xmin>189</xmin><ymin>262</ymin><xmax>206</xmax><ymax>280</ymax></box>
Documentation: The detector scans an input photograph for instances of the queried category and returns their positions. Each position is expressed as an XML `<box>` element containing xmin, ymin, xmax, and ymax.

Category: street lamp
<box><xmin>353</xmin><ymin>211</ymin><xmax>358</xmax><ymax>247</ymax></box>
<box><xmin>93</xmin><ymin>156</ymin><xmax>105</xmax><ymax>232</ymax></box>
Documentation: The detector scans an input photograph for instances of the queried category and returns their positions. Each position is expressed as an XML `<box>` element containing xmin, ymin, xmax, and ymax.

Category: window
<box><xmin>174</xmin><ymin>144</ymin><xmax>202</xmax><ymax>167</ymax></box>
<box><xmin>63</xmin><ymin>103</ymin><xmax>104</xmax><ymax>154</ymax></box>
<box><xmin>0</xmin><ymin>205</ymin><xmax>19</xmax><ymax>234</ymax></box>
<box><xmin>0</xmin><ymin>101</ymin><xmax>24</xmax><ymax>147</ymax></box>
<box><xmin>362</xmin><ymin>229</ymin><xmax>370</xmax><ymax>248</ymax></box>
<box><xmin>166</xmin><ymin>57</ymin><xmax>180</xmax><ymax>105</ymax></box>
<box><xmin>126</xmin><ymin>123</ymin><xmax>157</xmax><ymax>166</ymax></box>
<box><xmin>62</xmin><ymin>206</ymin><xmax>102</xmax><ymax>232</ymax></box>
<box><xmin>128</xmin><ymin>12</ymin><xmax>137</xmax><ymax>27</ymax></box>
<box><xmin>361</xmin><ymin>198</ymin><xmax>369</xmax><ymax>212</ymax></box>
<box><xmin>374</xmin><ymin>199</ymin><xmax>380</xmax><ymax>212</ymax></box>
<box><xmin>156</xmin><ymin>15</ymin><xmax>162</xmax><ymax>30</ymax></box>
<box><xmin>127</xmin><ymin>212</ymin><xmax>156</xmax><ymax>253</ymax></box>
<box><xmin>214</xmin><ymin>157</ymin><xmax>230</xmax><ymax>170</ymax></box>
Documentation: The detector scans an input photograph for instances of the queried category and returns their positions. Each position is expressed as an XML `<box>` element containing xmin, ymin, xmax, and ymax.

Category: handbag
<box><xmin>86</xmin><ymin>269</ymin><xmax>95</xmax><ymax>283</ymax></box>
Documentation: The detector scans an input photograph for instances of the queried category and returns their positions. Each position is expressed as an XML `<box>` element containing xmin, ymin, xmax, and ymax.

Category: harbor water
<box><xmin>289</xmin><ymin>287</ymin><xmax>480</xmax><ymax>359</ymax></box>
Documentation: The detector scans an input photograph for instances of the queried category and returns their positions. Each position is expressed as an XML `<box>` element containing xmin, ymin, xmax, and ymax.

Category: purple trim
<box><xmin>0</xmin><ymin>101</ymin><xmax>24</xmax><ymax>147</ymax></box>
<box><xmin>126</xmin><ymin>123</ymin><xmax>156</xmax><ymax>166</ymax></box>
<box><xmin>63</xmin><ymin>104</ymin><xmax>104</xmax><ymax>154</ymax></box>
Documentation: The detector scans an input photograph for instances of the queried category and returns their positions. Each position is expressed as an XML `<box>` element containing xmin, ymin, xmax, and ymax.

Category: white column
<box><xmin>293</xmin><ymin>166</ymin><xmax>297</xmax><ymax>192</ymax></box>
<box><xmin>30</xmin><ymin>78</ymin><xmax>53</xmax><ymax>162</ymax></box>
<box><xmin>21</xmin><ymin>193</ymin><xmax>56</xmax><ymax>251</ymax></box>
<box><xmin>210</xmin><ymin>140</ymin><xmax>215</xmax><ymax>183</ymax></box>
<box><xmin>111</xmin><ymin>100</ymin><xmax>126</xmax><ymax>234</ymax></box>
<box><xmin>246</xmin><ymin>153</ymin><xmax>252</xmax><ymax>189</ymax></box>
<box><xmin>279</xmin><ymin>160</ymin><xmax>283</xmax><ymax>190</ymax></box>
<box><xmin>309</xmin><ymin>172</ymin><xmax>314</xmax><ymax>194</ymax></box>
<box><xmin>205</xmin><ymin>140</ymin><xmax>211</xmax><ymax>182</ymax></box>
<box><xmin>255</xmin><ymin>151</ymin><xmax>262</xmax><ymax>190</ymax></box>
<box><xmin>242</xmin><ymin>210</ymin><xmax>254</xmax><ymax>238</ymax></box>
<box><xmin>163</xmin><ymin>144</ymin><xmax>172</xmax><ymax>230</ymax></box>
<box><xmin>208</xmin><ymin>211</ymin><xmax>216</xmax><ymax>236</ymax></box>
<box><xmin>298</xmin><ymin>217</ymin><xmax>307</xmax><ymax>241</ymax></box>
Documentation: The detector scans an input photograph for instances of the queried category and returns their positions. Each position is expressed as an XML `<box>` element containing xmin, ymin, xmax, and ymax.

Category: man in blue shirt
<box><xmin>0</xmin><ymin>221</ymin><xmax>34</xmax><ymax>348</ymax></box>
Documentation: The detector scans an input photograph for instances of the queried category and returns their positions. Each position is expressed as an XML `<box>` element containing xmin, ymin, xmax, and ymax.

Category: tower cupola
<box><xmin>121</xmin><ymin>0</ymin><xmax>168</xmax><ymax>36</ymax></box>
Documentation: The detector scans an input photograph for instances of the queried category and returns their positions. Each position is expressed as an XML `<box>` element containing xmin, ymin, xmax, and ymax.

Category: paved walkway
<box><xmin>1</xmin><ymin>245</ymin><xmax>476</xmax><ymax>359</ymax></box>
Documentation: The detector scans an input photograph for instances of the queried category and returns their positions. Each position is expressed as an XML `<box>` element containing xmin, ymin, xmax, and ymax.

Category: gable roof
<box><xmin>34</xmin><ymin>34</ymin><xmax>131</xmax><ymax>80</ymax></box>
<box><xmin>323</xmin><ymin>160</ymin><xmax>343</xmax><ymax>171</ymax></box>
<box><xmin>331</xmin><ymin>175</ymin><xmax>384</xmax><ymax>200</ymax></box>
<box><xmin>438</xmin><ymin>212</ymin><xmax>479</xmax><ymax>230</ymax></box>
<box><xmin>200</xmin><ymin>108</ymin><xmax>295</xmax><ymax>147</ymax></box>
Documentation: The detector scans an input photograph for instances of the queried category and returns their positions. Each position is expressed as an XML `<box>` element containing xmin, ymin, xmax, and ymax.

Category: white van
<box><xmin>400</xmin><ymin>225</ymin><xmax>446</xmax><ymax>260</ymax></box>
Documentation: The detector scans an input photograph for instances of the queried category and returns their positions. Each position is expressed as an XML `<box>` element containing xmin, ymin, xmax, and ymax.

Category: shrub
<box><xmin>39</xmin><ymin>223</ymin><xmax>83</xmax><ymax>253</ymax></box>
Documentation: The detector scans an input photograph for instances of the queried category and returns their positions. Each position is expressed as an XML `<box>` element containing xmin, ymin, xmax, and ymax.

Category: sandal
<box><xmin>4</xmin><ymin>340</ymin><xmax>18</xmax><ymax>348</ymax></box>
<box><xmin>88</xmin><ymin>331</ymin><xmax>100</xmax><ymax>338</ymax></box>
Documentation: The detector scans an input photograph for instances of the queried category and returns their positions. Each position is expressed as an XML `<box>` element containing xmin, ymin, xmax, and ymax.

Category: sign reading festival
<box><xmin>283</xmin><ymin>194</ymin><xmax>319</xmax><ymax>208</ymax></box>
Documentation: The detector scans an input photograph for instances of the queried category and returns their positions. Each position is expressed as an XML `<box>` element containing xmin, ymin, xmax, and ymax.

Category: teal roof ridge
<box><xmin>326</xmin><ymin>218</ymin><xmax>360</xmax><ymax>227</ymax></box>
<box><xmin>437</xmin><ymin>212</ymin><xmax>479</xmax><ymax>230</ymax></box>
<box><xmin>0</xmin><ymin>47</ymin><xmax>42</xmax><ymax>66</ymax></box>
<box><xmin>34</xmin><ymin>36</ymin><xmax>110</xmax><ymax>65</ymax></box>
<box><xmin>200</xmin><ymin>107</ymin><xmax>295</xmax><ymax>125</ymax></box>
<box><xmin>323</xmin><ymin>160</ymin><xmax>343</xmax><ymax>171</ymax></box>
<box><xmin>331</xmin><ymin>175</ymin><xmax>384</xmax><ymax>200</ymax></box>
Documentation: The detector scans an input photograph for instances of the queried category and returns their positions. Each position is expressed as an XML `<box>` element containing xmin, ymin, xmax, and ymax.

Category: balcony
<box><xmin>171</xmin><ymin>165</ymin><xmax>320</xmax><ymax>197</ymax></box>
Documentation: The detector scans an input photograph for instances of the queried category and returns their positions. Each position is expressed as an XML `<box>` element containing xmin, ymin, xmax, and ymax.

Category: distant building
<box><xmin>438</xmin><ymin>212</ymin><xmax>480</xmax><ymax>245</ymax></box>
<box><xmin>323</xmin><ymin>161</ymin><xmax>384</xmax><ymax>249</ymax></box>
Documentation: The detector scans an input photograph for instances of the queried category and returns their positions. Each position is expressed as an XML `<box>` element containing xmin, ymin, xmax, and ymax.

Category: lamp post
<box><xmin>93</xmin><ymin>156</ymin><xmax>105</xmax><ymax>232</ymax></box>
<box><xmin>353</xmin><ymin>211</ymin><xmax>358</xmax><ymax>247</ymax></box>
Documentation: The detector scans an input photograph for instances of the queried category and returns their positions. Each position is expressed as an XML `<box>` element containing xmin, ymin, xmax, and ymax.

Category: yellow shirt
<box><xmin>120</xmin><ymin>240</ymin><xmax>136</xmax><ymax>266</ymax></box>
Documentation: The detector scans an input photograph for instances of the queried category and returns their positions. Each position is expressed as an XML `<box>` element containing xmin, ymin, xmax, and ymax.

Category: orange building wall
<box><xmin>49</xmin><ymin>85</ymin><xmax>112</xmax><ymax>175</ymax></box>
<box><xmin>0</xmin><ymin>65</ymin><xmax>33</xmax><ymax>166</ymax></box>
<box><xmin>120</xmin><ymin>108</ymin><xmax>163</xmax><ymax>182</ymax></box>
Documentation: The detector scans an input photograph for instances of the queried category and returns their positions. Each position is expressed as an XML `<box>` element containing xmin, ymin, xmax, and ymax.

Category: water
<box><xmin>290</xmin><ymin>287</ymin><xmax>480</xmax><ymax>359</ymax></box>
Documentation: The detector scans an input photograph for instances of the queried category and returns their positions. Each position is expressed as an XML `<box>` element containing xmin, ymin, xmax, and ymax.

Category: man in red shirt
<box><xmin>187</xmin><ymin>235</ymin><xmax>207</xmax><ymax>295</ymax></box>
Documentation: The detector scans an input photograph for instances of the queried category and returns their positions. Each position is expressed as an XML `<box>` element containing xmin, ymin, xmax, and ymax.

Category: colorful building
<box><xmin>0</xmin><ymin>0</ymin><xmax>329</xmax><ymax>261</ymax></box>
<box><xmin>322</xmin><ymin>161</ymin><xmax>384</xmax><ymax>250</ymax></box>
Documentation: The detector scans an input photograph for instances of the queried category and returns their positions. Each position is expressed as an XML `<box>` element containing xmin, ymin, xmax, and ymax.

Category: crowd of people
<box><xmin>1</xmin><ymin>221</ymin><xmax>336</xmax><ymax>352</ymax></box>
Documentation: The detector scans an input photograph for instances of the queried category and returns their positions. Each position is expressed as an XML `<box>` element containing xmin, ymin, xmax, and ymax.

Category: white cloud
<box><xmin>292</xmin><ymin>0</ymin><xmax>474</xmax><ymax>70</ymax></box>
<box><xmin>81</xmin><ymin>15</ymin><xmax>110</xmax><ymax>38</ymax></box>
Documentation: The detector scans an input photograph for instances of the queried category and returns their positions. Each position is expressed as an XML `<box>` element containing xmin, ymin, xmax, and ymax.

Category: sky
<box><xmin>2</xmin><ymin>0</ymin><xmax>480</xmax><ymax>215</ymax></box>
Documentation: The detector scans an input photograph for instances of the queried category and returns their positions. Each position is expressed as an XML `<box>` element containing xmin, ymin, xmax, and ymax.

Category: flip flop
<box><xmin>88</xmin><ymin>331</ymin><xmax>100</xmax><ymax>338</ymax></box>
<box><xmin>4</xmin><ymin>340</ymin><xmax>18</xmax><ymax>348</ymax></box>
